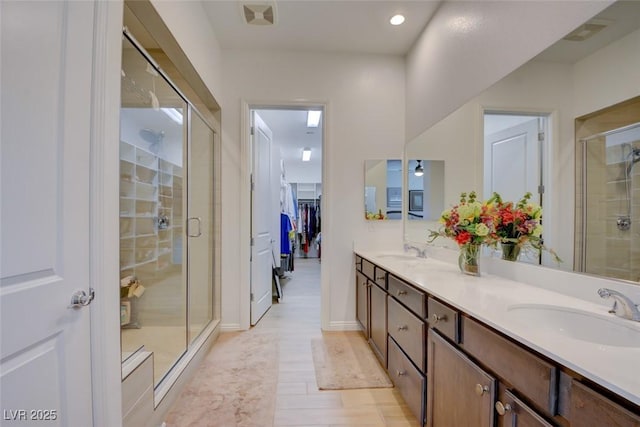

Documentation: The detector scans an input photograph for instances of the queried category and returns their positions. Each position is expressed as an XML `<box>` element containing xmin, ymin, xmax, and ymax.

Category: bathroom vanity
<box><xmin>355</xmin><ymin>251</ymin><xmax>640</xmax><ymax>427</ymax></box>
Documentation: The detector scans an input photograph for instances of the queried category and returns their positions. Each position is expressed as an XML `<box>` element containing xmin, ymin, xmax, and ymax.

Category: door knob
<box><xmin>69</xmin><ymin>288</ymin><xmax>95</xmax><ymax>308</ymax></box>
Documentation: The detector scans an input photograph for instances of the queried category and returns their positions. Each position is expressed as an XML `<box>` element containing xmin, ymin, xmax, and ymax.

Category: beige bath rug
<box><xmin>311</xmin><ymin>331</ymin><xmax>393</xmax><ymax>390</ymax></box>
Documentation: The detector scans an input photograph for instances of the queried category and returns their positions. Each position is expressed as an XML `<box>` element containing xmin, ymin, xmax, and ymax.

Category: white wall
<box><xmin>221</xmin><ymin>50</ymin><xmax>405</xmax><ymax>329</ymax></box>
<box><xmin>150</xmin><ymin>0</ymin><xmax>223</xmax><ymax>105</ymax></box>
<box><xmin>405</xmin><ymin>0</ymin><xmax>612</xmax><ymax>141</ymax></box>
<box><xmin>573</xmin><ymin>27</ymin><xmax>640</xmax><ymax>117</ymax></box>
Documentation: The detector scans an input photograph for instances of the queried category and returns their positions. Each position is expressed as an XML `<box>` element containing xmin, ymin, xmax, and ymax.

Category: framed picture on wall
<box><xmin>409</xmin><ymin>190</ymin><xmax>423</xmax><ymax>211</ymax></box>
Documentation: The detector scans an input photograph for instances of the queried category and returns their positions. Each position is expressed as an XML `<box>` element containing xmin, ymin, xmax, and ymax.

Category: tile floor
<box><xmin>253</xmin><ymin>258</ymin><xmax>419</xmax><ymax>427</ymax></box>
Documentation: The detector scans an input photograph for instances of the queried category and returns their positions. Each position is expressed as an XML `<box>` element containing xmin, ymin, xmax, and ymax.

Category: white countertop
<box><xmin>355</xmin><ymin>249</ymin><xmax>640</xmax><ymax>407</ymax></box>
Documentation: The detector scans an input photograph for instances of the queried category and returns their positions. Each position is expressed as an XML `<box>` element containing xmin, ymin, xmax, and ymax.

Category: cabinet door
<box><xmin>570</xmin><ymin>380</ymin><xmax>640</xmax><ymax>426</ymax></box>
<box><xmin>369</xmin><ymin>283</ymin><xmax>387</xmax><ymax>366</ymax></box>
<box><xmin>356</xmin><ymin>271</ymin><xmax>369</xmax><ymax>335</ymax></box>
<box><xmin>496</xmin><ymin>388</ymin><xmax>553</xmax><ymax>427</ymax></box>
<box><xmin>427</xmin><ymin>330</ymin><xmax>496</xmax><ymax>427</ymax></box>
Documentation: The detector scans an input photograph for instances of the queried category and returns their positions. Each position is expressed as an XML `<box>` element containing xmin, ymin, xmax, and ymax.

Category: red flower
<box><xmin>455</xmin><ymin>231</ymin><xmax>472</xmax><ymax>245</ymax></box>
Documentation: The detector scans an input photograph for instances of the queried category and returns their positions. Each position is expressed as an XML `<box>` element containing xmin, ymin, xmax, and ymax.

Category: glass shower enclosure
<box><xmin>119</xmin><ymin>33</ymin><xmax>215</xmax><ymax>386</ymax></box>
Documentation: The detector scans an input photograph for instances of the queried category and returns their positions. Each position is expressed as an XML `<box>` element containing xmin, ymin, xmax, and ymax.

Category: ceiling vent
<box><xmin>242</xmin><ymin>3</ymin><xmax>276</xmax><ymax>26</ymax></box>
<box><xmin>563</xmin><ymin>18</ymin><xmax>613</xmax><ymax>42</ymax></box>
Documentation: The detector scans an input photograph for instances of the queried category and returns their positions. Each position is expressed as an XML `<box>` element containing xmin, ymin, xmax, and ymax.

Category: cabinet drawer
<box><xmin>373</xmin><ymin>266</ymin><xmax>387</xmax><ymax>289</ymax></box>
<box><xmin>461</xmin><ymin>317</ymin><xmax>558</xmax><ymax>417</ymax></box>
<box><xmin>388</xmin><ymin>336</ymin><xmax>426</xmax><ymax>427</ymax></box>
<box><xmin>427</xmin><ymin>297</ymin><xmax>459</xmax><ymax>343</ymax></box>
<box><xmin>362</xmin><ymin>258</ymin><xmax>376</xmax><ymax>282</ymax></box>
<box><xmin>355</xmin><ymin>255</ymin><xmax>363</xmax><ymax>273</ymax></box>
<box><xmin>388</xmin><ymin>296</ymin><xmax>425</xmax><ymax>372</ymax></box>
<box><xmin>388</xmin><ymin>274</ymin><xmax>426</xmax><ymax>318</ymax></box>
<box><xmin>496</xmin><ymin>387</ymin><xmax>553</xmax><ymax>427</ymax></box>
<box><xmin>570</xmin><ymin>380</ymin><xmax>640</xmax><ymax>426</ymax></box>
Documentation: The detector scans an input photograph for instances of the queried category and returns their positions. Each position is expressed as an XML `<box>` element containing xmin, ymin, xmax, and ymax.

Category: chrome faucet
<box><xmin>403</xmin><ymin>243</ymin><xmax>427</xmax><ymax>258</ymax></box>
<box><xmin>597</xmin><ymin>288</ymin><xmax>640</xmax><ymax>321</ymax></box>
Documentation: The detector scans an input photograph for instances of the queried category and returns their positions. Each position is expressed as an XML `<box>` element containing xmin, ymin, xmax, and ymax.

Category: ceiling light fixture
<box><xmin>307</xmin><ymin>110</ymin><xmax>321</xmax><ymax>128</ymax></box>
<box><xmin>302</xmin><ymin>148</ymin><xmax>311</xmax><ymax>162</ymax></box>
<box><xmin>390</xmin><ymin>14</ymin><xmax>405</xmax><ymax>26</ymax></box>
<box><xmin>161</xmin><ymin>107</ymin><xmax>183</xmax><ymax>125</ymax></box>
<box><xmin>414</xmin><ymin>160</ymin><xmax>424</xmax><ymax>177</ymax></box>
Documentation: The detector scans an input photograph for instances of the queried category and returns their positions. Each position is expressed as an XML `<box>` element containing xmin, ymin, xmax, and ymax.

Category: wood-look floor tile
<box><xmin>277</xmin><ymin>382</ymin><xmax>308</xmax><ymax>395</ymax></box>
<box><xmin>276</xmin><ymin>393</ymin><xmax>343</xmax><ymax>409</ymax></box>
<box><xmin>274</xmin><ymin>407</ymin><xmax>385</xmax><ymax>426</ymax></box>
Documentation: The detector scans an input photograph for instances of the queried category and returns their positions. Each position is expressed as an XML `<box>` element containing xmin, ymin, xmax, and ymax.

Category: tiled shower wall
<box><xmin>584</xmin><ymin>139</ymin><xmax>640</xmax><ymax>281</ymax></box>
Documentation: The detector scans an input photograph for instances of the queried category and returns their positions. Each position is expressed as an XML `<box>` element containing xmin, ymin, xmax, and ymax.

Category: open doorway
<box><xmin>249</xmin><ymin>107</ymin><xmax>323</xmax><ymax>326</ymax></box>
<box><xmin>483</xmin><ymin>111</ymin><xmax>550</xmax><ymax>265</ymax></box>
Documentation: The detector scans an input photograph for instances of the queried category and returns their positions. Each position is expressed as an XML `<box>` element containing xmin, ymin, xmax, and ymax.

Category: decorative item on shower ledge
<box><xmin>120</xmin><ymin>276</ymin><xmax>145</xmax><ymax>328</ymax></box>
<box><xmin>428</xmin><ymin>191</ymin><xmax>495</xmax><ymax>276</ymax></box>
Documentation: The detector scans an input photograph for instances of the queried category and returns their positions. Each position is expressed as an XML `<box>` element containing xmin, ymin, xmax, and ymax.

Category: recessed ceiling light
<box><xmin>390</xmin><ymin>14</ymin><xmax>405</xmax><ymax>26</ymax></box>
<box><xmin>307</xmin><ymin>110</ymin><xmax>321</xmax><ymax>127</ymax></box>
<box><xmin>302</xmin><ymin>148</ymin><xmax>311</xmax><ymax>162</ymax></box>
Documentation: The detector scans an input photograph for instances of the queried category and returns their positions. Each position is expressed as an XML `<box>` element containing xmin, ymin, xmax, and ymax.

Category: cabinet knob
<box><xmin>396</xmin><ymin>370</ymin><xmax>406</xmax><ymax>377</ymax></box>
<box><xmin>495</xmin><ymin>401</ymin><xmax>512</xmax><ymax>416</ymax></box>
<box><xmin>397</xmin><ymin>325</ymin><xmax>408</xmax><ymax>331</ymax></box>
<box><xmin>397</xmin><ymin>290</ymin><xmax>407</xmax><ymax>296</ymax></box>
<box><xmin>431</xmin><ymin>313</ymin><xmax>447</xmax><ymax>324</ymax></box>
<box><xmin>474</xmin><ymin>384</ymin><xmax>489</xmax><ymax>396</ymax></box>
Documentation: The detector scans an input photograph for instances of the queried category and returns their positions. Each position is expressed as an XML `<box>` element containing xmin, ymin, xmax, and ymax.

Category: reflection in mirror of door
<box><xmin>364</xmin><ymin>159</ymin><xmax>402</xmax><ymax>220</ymax></box>
<box><xmin>407</xmin><ymin>160</ymin><xmax>445</xmax><ymax>222</ymax></box>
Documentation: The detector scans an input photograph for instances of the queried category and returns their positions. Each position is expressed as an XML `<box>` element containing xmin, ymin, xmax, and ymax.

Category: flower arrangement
<box><xmin>428</xmin><ymin>191</ymin><xmax>495</xmax><ymax>246</ymax></box>
<box><xmin>487</xmin><ymin>191</ymin><xmax>561</xmax><ymax>262</ymax></box>
<box><xmin>488</xmin><ymin>192</ymin><xmax>542</xmax><ymax>245</ymax></box>
<box><xmin>366</xmin><ymin>209</ymin><xmax>386</xmax><ymax>220</ymax></box>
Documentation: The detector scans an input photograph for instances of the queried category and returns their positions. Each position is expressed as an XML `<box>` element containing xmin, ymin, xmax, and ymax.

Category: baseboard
<box><xmin>220</xmin><ymin>322</ymin><xmax>242</xmax><ymax>331</ymax></box>
<box><xmin>325</xmin><ymin>320</ymin><xmax>362</xmax><ymax>331</ymax></box>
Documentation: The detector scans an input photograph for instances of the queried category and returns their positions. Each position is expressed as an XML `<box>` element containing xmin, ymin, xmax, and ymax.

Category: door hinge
<box><xmin>251</xmin><ymin>237</ymin><xmax>255</xmax><ymax>246</ymax></box>
<box><xmin>538</xmin><ymin>132</ymin><xmax>545</xmax><ymax>142</ymax></box>
<box><xmin>250</xmin><ymin>126</ymin><xmax>255</xmax><ymax>136</ymax></box>
<box><xmin>250</xmin><ymin>174</ymin><xmax>254</xmax><ymax>191</ymax></box>
<box><xmin>538</xmin><ymin>184</ymin><xmax>545</xmax><ymax>194</ymax></box>
<box><xmin>250</xmin><ymin>293</ymin><xmax>255</xmax><ymax>302</ymax></box>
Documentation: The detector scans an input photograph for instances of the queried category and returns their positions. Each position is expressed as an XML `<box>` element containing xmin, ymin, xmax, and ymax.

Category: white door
<box><xmin>484</xmin><ymin>115</ymin><xmax>543</xmax><ymax>264</ymax></box>
<box><xmin>485</xmin><ymin>117</ymin><xmax>540</xmax><ymax>203</ymax></box>
<box><xmin>250</xmin><ymin>112</ymin><xmax>273</xmax><ymax>325</ymax></box>
<box><xmin>1</xmin><ymin>1</ymin><xmax>95</xmax><ymax>425</ymax></box>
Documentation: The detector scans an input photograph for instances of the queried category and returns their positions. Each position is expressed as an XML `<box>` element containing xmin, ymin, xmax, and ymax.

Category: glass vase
<box><xmin>500</xmin><ymin>242</ymin><xmax>521</xmax><ymax>261</ymax></box>
<box><xmin>458</xmin><ymin>243</ymin><xmax>481</xmax><ymax>276</ymax></box>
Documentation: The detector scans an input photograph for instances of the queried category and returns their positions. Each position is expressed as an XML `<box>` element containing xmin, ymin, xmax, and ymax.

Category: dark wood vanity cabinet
<box><xmin>355</xmin><ymin>270</ymin><xmax>368</xmax><ymax>333</ymax></box>
<box><xmin>427</xmin><ymin>330</ymin><xmax>496</xmax><ymax>427</ymax></box>
<box><xmin>369</xmin><ymin>280</ymin><xmax>387</xmax><ymax>366</ymax></box>
<box><xmin>355</xmin><ymin>255</ymin><xmax>640</xmax><ymax>427</ymax></box>
<box><xmin>570</xmin><ymin>380</ymin><xmax>640</xmax><ymax>426</ymax></box>
<box><xmin>355</xmin><ymin>256</ymin><xmax>387</xmax><ymax>367</ymax></box>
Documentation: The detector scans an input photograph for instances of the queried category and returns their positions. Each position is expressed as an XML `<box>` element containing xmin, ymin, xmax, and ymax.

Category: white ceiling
<box><xmin>201</xmin><ymin>1</ymin><xmax>441</xmax><ymax>55</ymax></box>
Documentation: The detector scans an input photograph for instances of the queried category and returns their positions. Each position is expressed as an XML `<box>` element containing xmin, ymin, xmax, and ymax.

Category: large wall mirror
<box><xmin>365</xmin><ymin>159</ymin><xmax>402</xmax><ymax>220</ymax></box>
<box><xmin>404</xmin><ymin>0</ymin><xmax>640</xmax><ymax>285</ymax></box>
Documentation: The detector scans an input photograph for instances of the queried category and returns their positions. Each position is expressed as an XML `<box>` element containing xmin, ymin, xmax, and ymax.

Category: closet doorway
<box><xmin>249</xmin><ymin>107</ymin><xmax>324</xmax><ymax>326</ymax></box>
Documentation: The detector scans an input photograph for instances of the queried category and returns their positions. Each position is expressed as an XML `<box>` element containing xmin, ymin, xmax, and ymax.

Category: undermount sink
<box><xmin>506</xmin><ymin>304</ymin><xmax>640</xmax><ymax>348</ymax></box>
<box><xmin>375</xmin><ymin>254</ymin><xmax>422</xmax><ymax>261</ymax></box>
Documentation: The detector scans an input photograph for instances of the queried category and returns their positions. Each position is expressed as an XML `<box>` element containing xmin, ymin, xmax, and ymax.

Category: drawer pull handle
<box><xmin>397</xmin><ymin>290</ymin><xmax>407</xmax><ymax>296</ymax></box>
<box><xmin>376</xmin><ymin>276</ymin><xmax>386</xmax><ymax>281</ymax></box>
<box><xmin>474</xmin><ymin>384</ymin><xmax>489</xmax><ymax>396</ymax></box>
<box><xmin>495</xmin><ymin>401</ymin><xmax>512</xmax><ymax>416</ymax></box>
<box><xmin>431</xmin><ymin>313</ymin><xmax>447</xmax><ymax>324</ymax></box>
<box><xmin>396</xmin><ymin>370</ymin><xmax>406</xmax><ymax>377</ymax></box>
<box><xmin>397</xmin><ymin>325</ymin><xmax>408</xmax><ymax>331</ymax></box>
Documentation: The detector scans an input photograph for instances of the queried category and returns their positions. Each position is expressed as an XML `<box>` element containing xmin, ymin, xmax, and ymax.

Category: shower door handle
<box><xmin>187</xmin><ymin>217</ymin><xmax>202</xmax><ymax>237</ymax></box>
